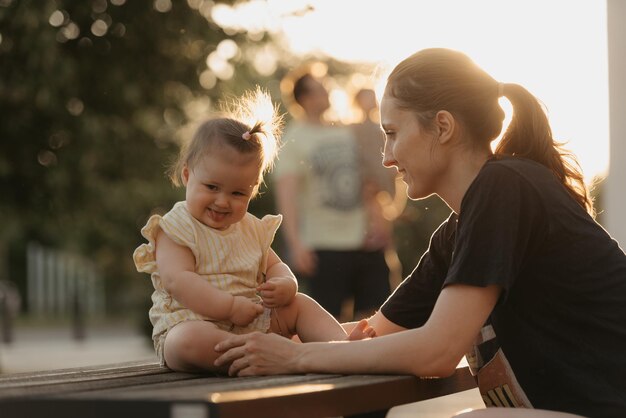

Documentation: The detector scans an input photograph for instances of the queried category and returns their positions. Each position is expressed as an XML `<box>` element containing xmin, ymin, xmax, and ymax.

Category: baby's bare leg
<box><xmin>270</xmin><ymin>293</ymin><xmax>348</xmax><ymax>342</ymax></box>
<box><xmin>163</xmin><ymin>320</ymin><xmax>232</xmax><ymax>373</ymax></box>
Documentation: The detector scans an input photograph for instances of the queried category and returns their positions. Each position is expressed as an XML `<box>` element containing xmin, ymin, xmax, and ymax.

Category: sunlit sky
<box><xmin>213</xmin><ymin>0</ymin><xmax>609</xmax><ymax>182</ymax></box>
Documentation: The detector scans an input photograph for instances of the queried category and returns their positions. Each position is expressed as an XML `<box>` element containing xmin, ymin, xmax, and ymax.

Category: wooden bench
<box><xmin>0</xmin><ymin>360</ymin><xmax>477</xmax><ymax>418</ymax></box>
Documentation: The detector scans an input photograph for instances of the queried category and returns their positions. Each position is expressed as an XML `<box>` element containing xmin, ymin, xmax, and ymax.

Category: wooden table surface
<box><xmin>0</xmin><ymin>360</ymin><xmax>477</xmax><ymax>418</ymax></box>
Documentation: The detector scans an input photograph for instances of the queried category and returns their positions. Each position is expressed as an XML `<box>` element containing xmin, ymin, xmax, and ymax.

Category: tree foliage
<box><xmin>0</xmin><ymin>0</ymin><xmax>286</xmax><ymax>315</ymax></box>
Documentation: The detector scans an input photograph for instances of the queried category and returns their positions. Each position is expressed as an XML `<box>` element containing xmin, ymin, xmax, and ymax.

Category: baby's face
<box><xmin>182</xmin><ymin>147</ymin><xmax>260</xmax><ymax>230</ymax></box>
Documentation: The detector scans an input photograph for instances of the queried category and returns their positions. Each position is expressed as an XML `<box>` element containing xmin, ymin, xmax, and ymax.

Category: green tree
<box><xmin>0</xmin><ymin>0</ymin><xmax>284</xmax><ymax>318</ymax></box>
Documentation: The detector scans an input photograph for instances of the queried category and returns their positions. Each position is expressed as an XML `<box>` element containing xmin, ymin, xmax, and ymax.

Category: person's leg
<box><xmin>454</xmin><ymin>409</ymin><xmax>587</xmax><ymax>418</ymax></box>
<box><xmin>163</xmin><ymin>320</ymin><xmax>231</xmax><ymax>373</ymax></box>
<box><xmin>270</xmin><ymin>293</ymin><xmax>375</xmax><ymax>342</ymax></box>
<box><xmin>353</xmin><ymin>249</ymin><xmax>391</xmax><ymax>319</ymax></box>
<box><xmin>309</xmin><ymin>250</ymin><xmax>350</xmax><ymax>318</ymax></box>
<box><xmin>270</xmin><ymin>292</ymin><xmax>345</xmax><ymax>341</ymax></box>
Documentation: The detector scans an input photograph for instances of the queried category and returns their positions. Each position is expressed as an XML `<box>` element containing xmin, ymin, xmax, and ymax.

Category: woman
<box><xmin>215</xmin><ymin>48</ymin><xmax>626</xmax><ymax>418</ymax></box>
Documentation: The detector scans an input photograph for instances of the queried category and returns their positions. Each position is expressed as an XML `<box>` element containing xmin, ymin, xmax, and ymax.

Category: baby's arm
<box><xmin>155</xmin><ymin>229</ymin><xmax>263</xmax><ymax>326</ymax></box>
<box><xmin>257</xmin><ymin>249</ymin><xmax>298</xmax><ymax>308</ymax></box>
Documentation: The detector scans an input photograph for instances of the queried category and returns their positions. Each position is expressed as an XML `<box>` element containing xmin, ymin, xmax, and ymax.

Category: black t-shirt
<box><xmin>381</xmin><ymin>157</ymin><xmax>626</xmax><ymax>417</ymax></box>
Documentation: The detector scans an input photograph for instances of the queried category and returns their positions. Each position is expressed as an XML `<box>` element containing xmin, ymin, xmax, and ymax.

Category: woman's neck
<box><xmin>438</xmin><ymin>150</ymin><xmax>492</xmax><ymax>214</ymax></box>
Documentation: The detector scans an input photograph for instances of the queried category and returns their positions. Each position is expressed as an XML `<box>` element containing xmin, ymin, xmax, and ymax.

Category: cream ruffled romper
<box><xmin>133</xmin><ymin>201</ymin><xmax>282</xmax><ymax>364</ymax></box>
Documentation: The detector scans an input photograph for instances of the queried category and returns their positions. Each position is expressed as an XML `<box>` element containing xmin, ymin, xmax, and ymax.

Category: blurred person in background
<box><xmin>273</xmin><ymin>70</ymin><xmax>391</xmax><ymax>321</ymax></box>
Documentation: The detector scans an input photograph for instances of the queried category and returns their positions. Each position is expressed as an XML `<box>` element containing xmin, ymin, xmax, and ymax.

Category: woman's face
<box><xmin>380</xmin><ymin>92</ymin><xmax>444</xmax><ymax>200</ymax></box>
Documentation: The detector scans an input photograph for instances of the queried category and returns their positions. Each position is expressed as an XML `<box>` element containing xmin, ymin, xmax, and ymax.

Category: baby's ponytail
<box><xmin>226</xmin><ymin>87</ymin><xmax>283</xmax><ymax>175</ymax></box>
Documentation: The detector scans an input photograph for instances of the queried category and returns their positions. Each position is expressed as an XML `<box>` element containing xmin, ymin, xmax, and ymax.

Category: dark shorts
<box><xmin>304</xmin><ymin>249</ymin><xmax>391</xmax><ymax>318</ymax></box>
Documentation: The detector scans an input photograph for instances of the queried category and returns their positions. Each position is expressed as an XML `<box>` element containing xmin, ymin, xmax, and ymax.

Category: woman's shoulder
<box><xmin>474</xmin><ymin>157</ymin><xmax>560</xmax><ymax>197</ymax></box>
<box><xmin>482</xmin><ymin>156</ymin><xmax>554</xmax><ymax>181</ymax></box>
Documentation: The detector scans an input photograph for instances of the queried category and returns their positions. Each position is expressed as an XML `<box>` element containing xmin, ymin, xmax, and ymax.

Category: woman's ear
<box><xmin>434</xmin><ymin>110</ymin><xmax>456</xmax><ymax>145</ymax></box>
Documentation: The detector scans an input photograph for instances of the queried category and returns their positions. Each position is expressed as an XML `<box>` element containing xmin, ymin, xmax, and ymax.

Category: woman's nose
<box><xmin>382</xmin><ymin>141</ymin><xmax>395</xmax><ymax>168</ymax></box>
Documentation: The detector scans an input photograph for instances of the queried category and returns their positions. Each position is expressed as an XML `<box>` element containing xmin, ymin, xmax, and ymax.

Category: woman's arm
<box><xmin>156</xmin><ymin>229</ymin><xmax>262</xmax><ymax>323</ymax></box>
<box><xmin>215</xmin><ymin>283</ymin><xmax>500</xmax><ymax>377</ymax></box>
<box><xmin>342</xmin><ymin>310</ymin><xmax>407</xmax><ymax>336</ymax></box>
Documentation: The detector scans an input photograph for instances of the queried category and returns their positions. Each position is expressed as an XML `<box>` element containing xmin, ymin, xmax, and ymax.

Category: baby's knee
<box><xmin>163</xmin><ymin>322</ymin><xmax>222</xmax><ymax>372</ymax></box>
<box><xmin>277</xmin><ymin>292</ymin><xmax>310</xmax><ymax>313</ymax></box>
<box><xmin>291</xmin><ymin>292</ymin><xmax>316</xmax><ymax>306</ymax></box>
<box><xmin>164</xmin><ymin>328</ymin><xmax>197</xmax><ymax>368</ymax></box>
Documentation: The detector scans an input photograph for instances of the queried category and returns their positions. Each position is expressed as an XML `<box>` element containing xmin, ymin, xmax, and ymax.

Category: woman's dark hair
<box><xmin>386</xmin><ymin>48</ymin><xmax>593</xmax><ymax>215</ymax></box>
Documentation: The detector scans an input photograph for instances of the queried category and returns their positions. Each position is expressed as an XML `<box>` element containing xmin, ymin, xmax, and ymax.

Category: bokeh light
<box><xmin>48</xmin><ymin>10</ymin><xmax>66</xmax><ymax>27</ymax></box>
<box><xmin>90</xmin><ymin>19</ymin><xmax>108</xmax><ymax>37</ymax></box>
<box><xmin>154</xmin><ymin>0</ymin><xmax>172</xmax><ymax>13</ymax></box>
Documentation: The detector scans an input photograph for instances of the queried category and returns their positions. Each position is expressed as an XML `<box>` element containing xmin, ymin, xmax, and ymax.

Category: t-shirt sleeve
<box><xmin>445</xmin><ymin>163</ymin><xmax>545</xmax><ymax>295</ymax></box>
<box><xmin>380</xmin><ymin>214</ymin><xmax>456</xmax><ymax>329</ymax></box>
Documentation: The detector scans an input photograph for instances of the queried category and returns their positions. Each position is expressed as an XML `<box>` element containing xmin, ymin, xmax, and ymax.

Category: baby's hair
<box><xmin>169</xmin><ymin>87</ymin><xmax>283</xmax><ymax>187</ymax></box>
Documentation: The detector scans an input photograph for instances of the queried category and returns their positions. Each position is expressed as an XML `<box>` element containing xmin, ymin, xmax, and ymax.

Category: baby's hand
<box><xmin>347</xmin><ymin>319</ymin><xmax>376</xmax><ymax>341</ymax></box>
<box><xmin>229</xmin><ymin>296</ymin><xmax>264</xmax><ymax>327</ymax></box>
<box><xmin>257</xmin><ymin>276</ymin><xmax>297</xmax><ymax>308</ymax></box>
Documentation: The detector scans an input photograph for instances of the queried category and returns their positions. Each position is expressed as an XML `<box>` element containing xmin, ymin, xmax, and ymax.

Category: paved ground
<box><xmin>0</xmin><ymin>321</ymin><xmax>157</xmax><ymax>374</ymax></box>
<box><xmin>0</xmin><ymin>322</ymin><xmax>484</xmax><ymax>417</ymax></box>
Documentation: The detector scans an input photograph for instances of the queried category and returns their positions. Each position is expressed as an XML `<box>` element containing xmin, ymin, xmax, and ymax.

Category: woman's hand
<box><xmin>214</xmin><ymin>332</ymin><xmax>302</xmax><ymax>376</ymax></box>
<box><xmin>257</xmin><ymin>276</ymin><xmax>297</xmax><ymax>308</ymax></box>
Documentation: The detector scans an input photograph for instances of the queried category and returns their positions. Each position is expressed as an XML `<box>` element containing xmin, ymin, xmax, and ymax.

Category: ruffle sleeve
<box><xmin>133</xmin><ymin>214</ymin><xmax>162</xmax><ymax>274</ymax></box>
<box><xmin>133</xmin><ymin>202</ymin><xmax>199</xmax><ymax>275</ymax></box>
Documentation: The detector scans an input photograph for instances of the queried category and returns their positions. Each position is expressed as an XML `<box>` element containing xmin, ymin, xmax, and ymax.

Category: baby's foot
<box><xmin>347</xmin><ymin>318</ymin><xmax>376</xmax><ymax>341</ymax></box>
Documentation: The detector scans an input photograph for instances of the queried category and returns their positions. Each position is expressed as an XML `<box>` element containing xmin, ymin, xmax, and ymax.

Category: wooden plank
<box><xmin>0</xmin><ymin>361</ymin><xmax>200</xmax><ymax>400</ymax></box>
<box><xmin>0</xmin><ymin>360</ymin><xmax>163</xmax><ymax>385</ymax></box>
<box><xmin>0</xmin><ymin>372</ymin><xmax>202</xmax><ymax>400</ymax></box>
<box><xmin>60</xmin><ymin>373</ymin><xmax>351</xmax><ymax>400</ymax></box>
<box><xmin>0</xmin><ymin>368</ymin><xmax>476</xmax><ymax>418</ymax></box>
<box><xmin>208</xmin><ymin>368</ymin><xmax>476</xmax><ymax>418</ymax></box>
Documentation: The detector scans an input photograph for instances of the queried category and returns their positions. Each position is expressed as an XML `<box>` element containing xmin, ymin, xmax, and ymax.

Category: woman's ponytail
<box><xmin>496</xmin><ymin>83</ymin><xmax>593</xmax><ymax>216</ymax></box>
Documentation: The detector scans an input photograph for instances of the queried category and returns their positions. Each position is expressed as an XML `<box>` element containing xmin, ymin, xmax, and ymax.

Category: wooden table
<box><xmin>0</xmin><ymin>360</ymin><xmax>477</xmax><ymax>418</ymax></box>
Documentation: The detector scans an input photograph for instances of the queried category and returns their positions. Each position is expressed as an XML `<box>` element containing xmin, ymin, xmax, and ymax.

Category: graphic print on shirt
<box><xmin>310</xmin><ymin>141</ymin><xmax>361</xmax><ymax>211</ymax></box>
<box><xmin>466</xmin><ymin>324</ymin><xmax>533</xmax><ymax>408</ymax></box>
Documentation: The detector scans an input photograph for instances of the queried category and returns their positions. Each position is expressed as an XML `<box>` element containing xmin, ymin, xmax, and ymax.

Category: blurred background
<box><xmin>0</xmin><ymin>0</ymin><xmax>614</xmax><ymax>398</ymax></box>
